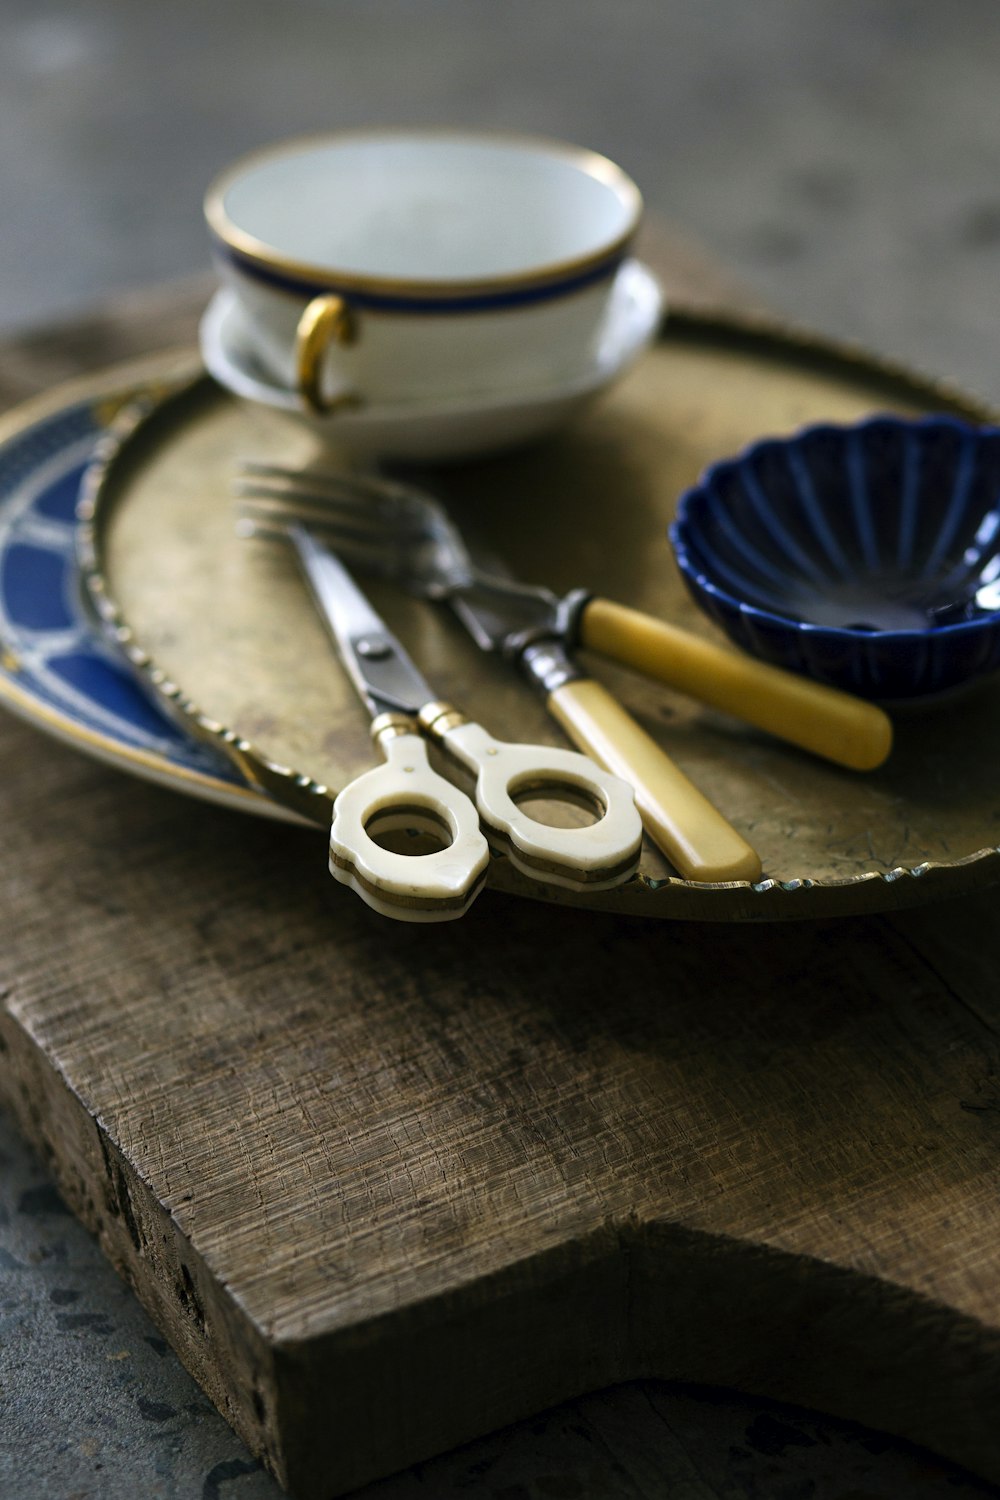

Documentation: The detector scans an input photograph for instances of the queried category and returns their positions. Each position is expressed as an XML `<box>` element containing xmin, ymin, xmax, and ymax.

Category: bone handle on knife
<box><xmin>579</xmin><ymin>598</ymin><xmax>893</xmax><ymax>772</ymax></box>
<box><xmin>547</xmin><ymin>676</ymin><xmax>762</xmax><ymax>884</ymax></box>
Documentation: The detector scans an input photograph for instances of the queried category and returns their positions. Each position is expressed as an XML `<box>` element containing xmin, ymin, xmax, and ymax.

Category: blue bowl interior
<box><xmin>671</xmin><ymin>417</ymin><xmax>1000</xmax><ymax>699</ymax></box>
<box><xmin>685</xmin><ymin>420</ymin><xmax>1000</xmax><ymax>631</ymax></box>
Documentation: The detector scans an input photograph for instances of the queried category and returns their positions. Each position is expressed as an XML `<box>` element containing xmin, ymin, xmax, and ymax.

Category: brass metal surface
<box><xmin>80</xmin><ymin>308</ymin><xmax>1000</xmax><ymax>918</ymax></box>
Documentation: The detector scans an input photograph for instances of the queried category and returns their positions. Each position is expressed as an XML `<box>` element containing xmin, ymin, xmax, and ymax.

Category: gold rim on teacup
<box><xmin>204</xmin><ymin>127</ymin><xmax>643</xmax><ymax>300</ymax></box>
<box><xmin>204</xmin><ymin>129</ymin><xmax>644</xmax><ymax>415</ymax></box>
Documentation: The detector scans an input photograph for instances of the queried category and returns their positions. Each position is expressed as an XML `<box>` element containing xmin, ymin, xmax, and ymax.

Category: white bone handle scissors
<box><xmin>261</xmin><ymin>523</ymin><xmax>643</xmax><ymax>922</ymax></box>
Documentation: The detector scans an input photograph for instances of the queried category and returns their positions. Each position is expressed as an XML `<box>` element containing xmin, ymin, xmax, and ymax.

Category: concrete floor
<box><xmin>3</xmin><ymin>3</ymin><xmax>1000</xmax><ymax>1497</ymax></box>
<box><xmin>3</xmin><ymin>1120</ymin><xmax>999</xmax><ymax>1500</ymax></box>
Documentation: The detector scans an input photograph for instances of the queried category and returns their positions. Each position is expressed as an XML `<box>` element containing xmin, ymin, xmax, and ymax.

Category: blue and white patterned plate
<box><xmin>0</xmin><ymin>382</ymin><xmax>290</xmax><ymax>819</ymax></box>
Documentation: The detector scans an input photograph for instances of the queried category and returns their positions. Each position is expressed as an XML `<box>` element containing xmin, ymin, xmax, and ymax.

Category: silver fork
<box><xmin>234</xmin><ymin>460</ymin><xmax>893</xmax><ymax>775</ymax></box>
<box><xmin>236</xmin><ymin>460</ymin><xmax>565</xmax><ymax>636</ymax></box>
<box><xmin>234</xmin><ymin>461</ymin><xmax>766</xmax><ymax>885</ymax></box>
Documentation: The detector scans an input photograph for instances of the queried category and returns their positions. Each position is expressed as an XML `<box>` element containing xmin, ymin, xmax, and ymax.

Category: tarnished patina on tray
<box><xmin>78</xmin><ymin>308</ymin><xmax>1000</xmax><ymax>918</ymax></box>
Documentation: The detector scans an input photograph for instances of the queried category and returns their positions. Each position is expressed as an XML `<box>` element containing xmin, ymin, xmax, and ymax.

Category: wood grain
<box><xmin>2</xmin><ymin>252</ymin><xmax>1000</xmax><ymax>1498</ymax></box>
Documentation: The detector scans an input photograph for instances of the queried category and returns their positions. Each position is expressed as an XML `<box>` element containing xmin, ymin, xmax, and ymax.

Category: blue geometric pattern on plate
<box><xmin>670</xmin><ymin>415</ymin><xmax>1000</xmax><ymax>700</ymax></box>
<box><xmin>0</xmin><ymin>397</ymin><xmax>267</xmax><ymax>807</ymax></box>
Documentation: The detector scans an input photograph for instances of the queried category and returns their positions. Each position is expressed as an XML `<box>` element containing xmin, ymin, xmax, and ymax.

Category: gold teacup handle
<box><xmin>295</xmin><ymin>293</ymin><xmax>361</xmax><ymax>415</ymax></box>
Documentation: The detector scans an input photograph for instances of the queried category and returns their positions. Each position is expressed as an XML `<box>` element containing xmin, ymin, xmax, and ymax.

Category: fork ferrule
<box><xmin>496</xmin><ymin>587</ymin><xmax>592</xmax><ymax>661</ymax></box>
<box><xmin>519</xmin><ymin>640</ymin><xmax>584</xmax><ymax>696</ymax></box>
<box><xmin>554</xmin><ymin>588</ymin><xmax>593</xmax><ymax>651</ymax></box>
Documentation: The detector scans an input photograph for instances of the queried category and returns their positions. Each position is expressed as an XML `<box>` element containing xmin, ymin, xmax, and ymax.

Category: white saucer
<box><xmin>199</xmin><ymin>259</ymin><xmax>663</xmax><ymax>462</ymax></box>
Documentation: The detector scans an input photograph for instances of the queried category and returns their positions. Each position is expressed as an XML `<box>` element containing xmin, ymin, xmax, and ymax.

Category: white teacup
<box><xmin>204</xmin><ymin>130</ymin><xmax>643</xmax><ymax>414</ymax></box>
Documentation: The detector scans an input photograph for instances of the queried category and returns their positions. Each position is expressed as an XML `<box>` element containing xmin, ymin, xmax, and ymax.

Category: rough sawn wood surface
<box><xmin>2</xmin><ymin>254</ymin><xmax>1000</xmax><ymax>1499</ymax></box>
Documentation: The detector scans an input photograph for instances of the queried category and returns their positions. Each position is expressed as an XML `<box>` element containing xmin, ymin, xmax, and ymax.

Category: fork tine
<box><xmin>238</xmin><ymin>459</ymin><xmax>439</xmax><ymax>522</ymax></box>
<box><xmin>234</xmin><ymin>475</ymin><xmax>427</xmax><ymax>541</ymax></box>
<box><xmin>234</xmin><ymin>487</ymin><xmax>390</xmax><ymax>538</ymax></box>
<box><xmin>234</xmin><ymin>459</ymin><xmax>475</xmax><ymax>599</ymax></box>
<box><xmin>234</xmin><ymin>498</ymin><xmax>420</xmax><ymax>584</ymax></box>
<box><xmin>242</xmin><ymin>524</ymin><xmax>412</xmax><ymax>584</ymax></box>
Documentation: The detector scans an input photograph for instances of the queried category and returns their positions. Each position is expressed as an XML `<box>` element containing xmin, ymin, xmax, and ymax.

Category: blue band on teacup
<box><xmin>212</xmin><ymin>238</ymin><xmax>626</xmax><ymax>312</ymax></box>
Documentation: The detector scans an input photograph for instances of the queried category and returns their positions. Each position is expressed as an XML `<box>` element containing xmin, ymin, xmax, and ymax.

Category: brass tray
<box><xmin>80</xmin><ymin>307</ymin><xmax>1000</xmax><ymax>919</ymax></box>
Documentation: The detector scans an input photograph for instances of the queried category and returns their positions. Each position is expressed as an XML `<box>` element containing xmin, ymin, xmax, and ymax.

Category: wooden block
<box><xmin>3</xmin><ymin>700</ymin><xmax>1000</xmax><ymax>1493</ymax></box>
<box><xmin>3</xmin><ymin>264</ymin><xmax>1000</xmax><ymax>1497</ymax></box>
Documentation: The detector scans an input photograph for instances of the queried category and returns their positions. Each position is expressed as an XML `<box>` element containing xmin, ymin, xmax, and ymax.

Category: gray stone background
<box><xmin>2</xmin><ymin>1</ymin><xmax>1000</xmax><ymax>1496</ymax></box>
<box><xmin>3</xmin><ymin>0</ymin><xmax>1000</xmax><ymax>399</ymax></box>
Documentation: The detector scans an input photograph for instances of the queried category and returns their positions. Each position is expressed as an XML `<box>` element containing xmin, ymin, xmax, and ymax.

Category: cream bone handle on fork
<box><xmin>239</xmin><ymin>521</ymin><xmax>645</xmax><ymax>921</ymax></box>
<box><xmin>236</xmin><ymin>473</ymin><xmax>764</xmax><ymax>885</ymax></box>
<box><xmin>448</xmin><ymin>583</ymin><xmax>763</xmax><ymax>884</ymax></box>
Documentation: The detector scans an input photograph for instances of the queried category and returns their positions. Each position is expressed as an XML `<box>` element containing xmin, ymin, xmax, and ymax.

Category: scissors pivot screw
<box><xmin>356</xmin><ymin>634</ymin><xmax>393</xmax><ymax>660</ymax></box>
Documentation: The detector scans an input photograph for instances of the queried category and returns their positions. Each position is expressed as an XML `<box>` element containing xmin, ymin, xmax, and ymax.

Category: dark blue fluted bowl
<box><xmin>670</xmin><ymin>415</ymin><xmax>1000</xmax><ymax>700</ymax></box>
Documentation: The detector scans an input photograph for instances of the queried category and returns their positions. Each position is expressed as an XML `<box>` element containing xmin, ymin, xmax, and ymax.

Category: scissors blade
<box><xmin>288</xmin><ymin>524</ymin><xmax>436</xmax><ymax>720</ymax></box>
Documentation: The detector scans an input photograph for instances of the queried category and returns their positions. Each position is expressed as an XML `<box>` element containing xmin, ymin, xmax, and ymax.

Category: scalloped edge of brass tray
<box><xmin>70</xmin><ymin>306</ymin><xmax>1000</xmax><ymax>920</ymax></box>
